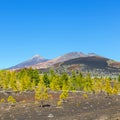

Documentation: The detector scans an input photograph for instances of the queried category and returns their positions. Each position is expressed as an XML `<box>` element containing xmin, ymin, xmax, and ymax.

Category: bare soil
<box><xmin>0</xmin><ymin>91</ymin><xmax>120</xmax><ymax>120</ymax></box>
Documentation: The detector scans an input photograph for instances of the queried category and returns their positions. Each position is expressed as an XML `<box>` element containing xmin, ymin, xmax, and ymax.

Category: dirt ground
<box><xmin>0</xmin><ymin>91</ymin><xmax>120</xmax><ymax>120</ymax></box>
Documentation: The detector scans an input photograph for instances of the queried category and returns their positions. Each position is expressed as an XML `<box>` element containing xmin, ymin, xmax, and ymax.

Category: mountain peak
<box><xmin>32</xmin><ymin>54</ymin><xmax>41</xmax><ymax>58</ymax></box>
<box><xmin>88</xmin><ymin>53</ymin><xmax>98</xmax><ymax>56</ymax></box>
<box><xmin>61</xmin><ymin>52</ymin><xmax>87</xmax><ymax>58</ymax></box>
<box><xmin>31</xmin><ymin>54</ymin><xmax>45</xmax><ymax>60</ymax></box>
<box><xmin>53</xmin><ymin>52</ymin><xmax>87</xmax><ymax>63</ymax></box>
<box><xmin>65</xmin><ymin>52</ymin><xmax>86</xmax><ymax>56</ymax></box>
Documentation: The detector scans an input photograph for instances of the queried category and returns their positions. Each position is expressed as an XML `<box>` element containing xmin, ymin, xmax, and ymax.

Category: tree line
<box><xmin>0</xmin><ymin>68</ymin><xmax>120</xmax><ymax>105</ymax></box>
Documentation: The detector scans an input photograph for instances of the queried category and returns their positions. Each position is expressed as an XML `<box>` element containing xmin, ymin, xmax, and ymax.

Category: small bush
<box><xmin>7</xmin><ymin>96</ymin><xmax>16</xmax><ymax>103</ymax></box>
<box><xmin>0</xmin><ymin>98</ymin><xmax>5</xmax><ymax>103</ymax></box>
<box><xmin>83</xmin><ymin>93</ymin><xmax>88</xmax><ymax>99</ymax></box>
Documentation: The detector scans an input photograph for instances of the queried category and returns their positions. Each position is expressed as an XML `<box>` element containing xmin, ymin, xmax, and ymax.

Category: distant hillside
<box><xmin>45</xmin><ymin>56</ymin><xmax>120</xmax><ymax>76</ymax></box>
<box><xmin>62</xmin><ymin>56</ymin><xmax>109</xmax><ymax>68</ymax></box>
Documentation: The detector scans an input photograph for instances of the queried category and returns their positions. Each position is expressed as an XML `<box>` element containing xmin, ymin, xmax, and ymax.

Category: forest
<box><xmin>0</xmin><ymin>68</ymin><xmax>120</xmax><ymax>106</ymax></box>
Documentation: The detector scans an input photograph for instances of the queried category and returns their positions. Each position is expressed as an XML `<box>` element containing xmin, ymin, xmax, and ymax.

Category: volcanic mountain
<box><xmin>32</xmin><ymin>52</ymin><xmax>87</xmax><ymax>69</ymax></box>
<box><xmin>49</xmin><ymin>56</ymin><xmax>120</xmax><ymax>76</ymax></box>
<box><xmin>9</xmin><ymin>52</ymin><xmax>87</xmax><ymax>70</ymax></box>
<box><xmin>8</xmin><ymin>52</ymin><xmax>120</xmax><ymax>76</ymax></box>
<box><xmin>9</xmin><ymin>55</ymin><xmax>48</xmax><ymax>69</ymax></box>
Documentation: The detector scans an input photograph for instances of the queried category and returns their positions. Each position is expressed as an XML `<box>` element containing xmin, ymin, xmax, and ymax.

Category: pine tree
<box><xmin>118</xmin><ymin>74</ymin><xmax>120</xmax><ymax>82</ymax></box>
<box><xmin>27</xmin><ymin>68</ymin><xmax>40</xmax><ymax>85</ymax></box>
<box><xmin>83</xmin><ymin>73</ymin><xmax>93</xmax><ymax>92</ymax></box>
<box><xmin>35</xmin><ymin>80</ymin><xmax>49</xmax><ymax>105</ymax></box>
<box><xmin>50</xmin><ymin>75</ymin><xmax>61</xmax><ymax>91</ymax></box>
<box><xmin>9</xmin><ymin>71</ymin><xmax>17</xmax><ymax>91</ymax></box>
<box><xmin>60</xmin><ymin>72</ymin><xmax>69</xmax><ymax>87</ymax></box>
<box><xmin>71</xmin><ymin>71</ymin><xmax>77</xmax><ymax>90</ymax></box>
<box><xmin>43</xmin><ymin>73</ymin><xmax>50</xmax><ymax>87</ymax></box>
<box><xmin>76</xmin><ymin>72</ymin><xmax>83</xmax><ymax>90</ymax></box>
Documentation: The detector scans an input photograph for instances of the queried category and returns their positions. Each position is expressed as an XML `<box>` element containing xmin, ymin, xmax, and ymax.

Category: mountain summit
<box><xmin>30</xmin><ymin>54</ymin><xmax>46</xmax><ymax>61</ymax></box>
<box><xmin>54</xmin><ymin>52</ymin><xmax>87</xmax><ymax>62</ymax></box>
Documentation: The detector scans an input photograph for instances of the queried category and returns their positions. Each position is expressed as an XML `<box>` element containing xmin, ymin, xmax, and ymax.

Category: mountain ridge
<box><xmin>8</xmin><ymin>52</ymin><xmax>120</xmax><ymax>76</ymax></box>
<box><xmin>9</xmin><ymin>52</ymin><xmax>89</xmax><ymax>69</ymax></box>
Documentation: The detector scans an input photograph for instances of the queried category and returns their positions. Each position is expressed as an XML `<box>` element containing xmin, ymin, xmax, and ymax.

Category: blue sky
<box><xmin>0</xmin><ymin>0</ymin><xmax>120</xmax><ymax>68</ymax></box>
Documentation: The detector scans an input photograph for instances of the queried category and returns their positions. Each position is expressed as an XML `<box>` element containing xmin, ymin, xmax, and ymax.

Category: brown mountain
<box><xmin>8</xmin><ymin>52</ymin><xmax>120</xmax><ymax>76</ymax></box>
<box><xmin>49</xmin><ymin>56</ymin><xmax>120</xmax><ymax>76</ymax></box>
<box><xmin>32</xmin><ymin>52</ymin><xmax>88</xmax><ymax>69</ymax></box>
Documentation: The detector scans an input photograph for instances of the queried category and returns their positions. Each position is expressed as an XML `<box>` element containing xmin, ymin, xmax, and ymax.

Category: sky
<box><xmin>0</xmin><ymin>0</ymin><xmax>120</xmax><ymax>68</ymax></box>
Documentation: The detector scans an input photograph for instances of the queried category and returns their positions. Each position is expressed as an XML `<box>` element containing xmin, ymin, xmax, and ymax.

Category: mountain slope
<box><xmin>9</xmin><ymin>55</ymin><xmax>48</xmax><ymax>69</ymax></box>
<box><xmin>32</xmin><ymin>52</ymin><xmax>88</xmax><ymax>69</ymax></box>
<box><xmin>62</xmin><ymin>56</ymin><xmax>109</xmax><ymax>68</ymax></box>
<box><xmin>49</xmin><ymin>56</ymin><xmax>120</xmax><ymax>76</ymax></box>
<box><xmin>8</xmin><ymin>52</ymin><xmax>120</xmax><ymax>76</ymax></box>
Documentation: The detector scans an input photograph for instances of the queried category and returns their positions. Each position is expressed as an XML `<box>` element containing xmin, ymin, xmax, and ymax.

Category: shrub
<box><xmin>7</xmin><ymin>96</ymin><xmax>16</xmax><ymax>103</ymax></box>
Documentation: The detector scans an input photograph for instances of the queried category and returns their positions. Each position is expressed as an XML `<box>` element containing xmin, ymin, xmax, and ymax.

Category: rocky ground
<box><xmin>0</xmin><ymin>91</ymin><xmax>120</xmax><ymax>120</ymax></box>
